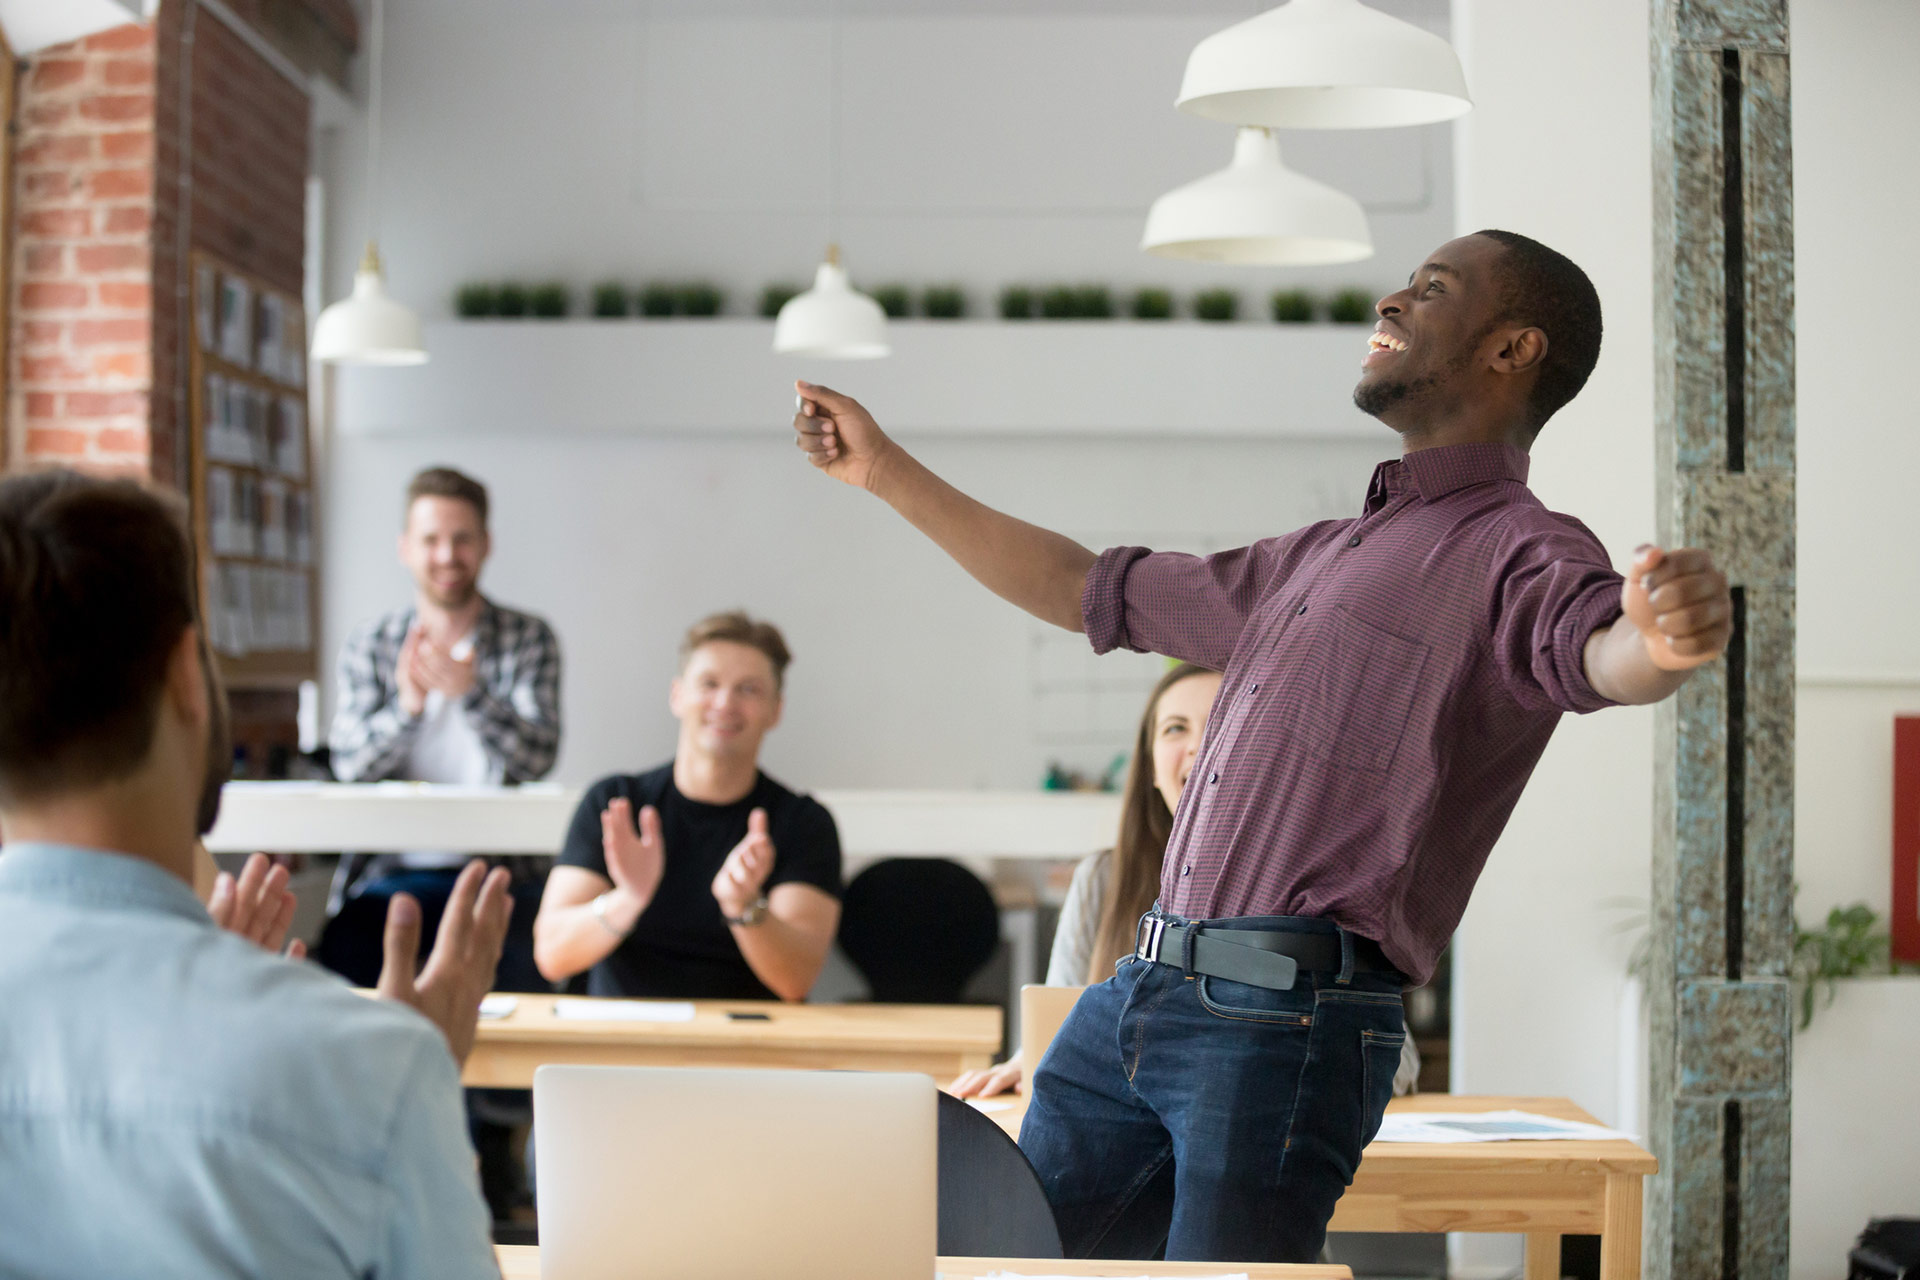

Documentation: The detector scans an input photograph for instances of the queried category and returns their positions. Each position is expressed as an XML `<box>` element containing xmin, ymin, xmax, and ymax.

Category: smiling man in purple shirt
<box><xmin>791</xmin><ymin>229</ymin><xmax>1731</xmax><ymax>1263</ymax></box>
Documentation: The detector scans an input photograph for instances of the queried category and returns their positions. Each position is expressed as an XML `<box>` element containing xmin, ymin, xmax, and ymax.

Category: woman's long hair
<box><xmin>1085</xmin><ymin>662</ymin><xmax>1218</xmax><ymax>983</ymax></box>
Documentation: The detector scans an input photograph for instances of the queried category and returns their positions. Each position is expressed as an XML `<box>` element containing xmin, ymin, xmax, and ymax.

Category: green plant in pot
<box><xmin>1329</xmin><ymin>288</ymin><xmax>1374</xmax><ymax>323</ymax></box>
<box><xmin>529</xmin><ymin>283</ymin><xmax>569</xmax><ymax>318</ymax></box>
<box><xmin>999</xmin><ymin>285</ymin><xmax>1035</xmax><ymax>320</ymax></box>
<box><xmin>1038</xmin><ymin>286</ymin><xmax>1078</xmax><ymax>319</ymax></box>
<box><xmin>1793</xmin><ymin>903</ymin><xmax>1896</xmax><ymax>1030</ymax></box>
<box><xmin>1074</xmin><ymin>285</ymin><xmax>1113</xmax><ymax>319</ymax></box>
<box><xmin>591</xmin><ymin>282</ymin><xmax>630</xmax><ymax>318</ymax></box>
<box><xmin>921</xmin><ymin>285</ymin><xmax>966</xmax><ymax>319</ymax></box>
<box><xmin>1130</xmin><ymin>288</ymin><xmax>1174</xmax><ymax>321</ymax></box>
<box><xmin>871</xmin><ymin>285</ymin><xmax>912</xmax><ymax>319</ymax></box>
<box><xmin>760</xmin><ymin>283</ymin><xmax>801</xmax><ymax>318</ymax></box>
<box><xmin>455</xmin><ymin>284</ymin><xmax>499</xmax><ymax>318</ymax></box>
<box><xmin>1194</xmin><ymin>288</ymin><xmax>1239</xmax><ymax>322</ymax></box>
<box><xmin>1271</xmin><ymin>289</ymin><xmax>1315</xmax><ymax>323</ymax></box>
<box><xmin>678</xmin><ymin>283</ymin><xmax>725</xmax><ymax>317</ymax></box>
<box><xmin>494</xmin><ymin>284</ymin><xmax>530</xmax><ymax>318</ymax></box>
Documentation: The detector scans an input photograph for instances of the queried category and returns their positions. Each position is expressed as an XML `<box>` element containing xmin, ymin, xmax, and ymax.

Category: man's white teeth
<box><xmin>1369</xmin><ymin>331</ymin><xmax>1408</xmax><ymax>353</ymax></box>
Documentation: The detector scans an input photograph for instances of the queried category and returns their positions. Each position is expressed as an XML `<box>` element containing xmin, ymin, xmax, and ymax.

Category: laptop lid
<box><xmin>534</xmin><ymin>1065</ymin><xmax>937</xmax><ymax>1280</ymax></box>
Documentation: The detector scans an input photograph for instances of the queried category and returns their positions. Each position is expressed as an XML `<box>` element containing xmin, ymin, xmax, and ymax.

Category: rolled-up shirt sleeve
<box><xmin>1083</xmin><ymin>538</ymin><xmax>1294</xmax><ymax>671</ymax></box>
<box><xmin>1490</xmin><ymin>512</ymin><xmax>1626</xmax><ymax>715</ymax></box>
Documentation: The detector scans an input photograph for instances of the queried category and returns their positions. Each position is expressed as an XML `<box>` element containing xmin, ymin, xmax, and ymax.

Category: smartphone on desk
<box><xmin>727</xmin><ymin>1012</ymin><xmax>772</xmax><ymax>1021</ymax></box>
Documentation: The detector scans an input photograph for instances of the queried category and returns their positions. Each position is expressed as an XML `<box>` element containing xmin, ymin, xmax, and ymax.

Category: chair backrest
<box><xmin>1019</xmin><ymin>983</ymin><xmax>1085</xmax><ymax>1070</ymax></box>
<box><xmin>934</xmin><ymin>1092</ymin><xmax>1063</xmax><ymax>1259</ymax></box>
<box><xmin>837</xmin><ymin>858</ymin><xmax>1000</xmax><ymax>1004</ymax></box>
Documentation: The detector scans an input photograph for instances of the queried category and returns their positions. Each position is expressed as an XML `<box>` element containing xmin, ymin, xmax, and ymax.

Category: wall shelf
<box><xmin>335</xmin><ymin>319</ymin><xmax>1385</xmax><ymax>441</ymax></box>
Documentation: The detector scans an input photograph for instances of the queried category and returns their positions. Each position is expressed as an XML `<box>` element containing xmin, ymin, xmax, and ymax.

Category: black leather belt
<box><xmin>1134</xmin><ymin>914</ymin><xmax>1400</xmax><ymax>991</ymax></box>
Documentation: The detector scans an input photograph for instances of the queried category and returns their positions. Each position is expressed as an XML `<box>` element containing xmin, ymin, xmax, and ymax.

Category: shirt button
<box><xmin>1296</xmin><ymin>604</ymin><xmax>1308</xmax><ymax>616</ymax></box>
<box><xmin>1207</xmin><ymin>771</ymin><xmax>1218</xmax><ymax>785</ymax></box>
<box><xmin>1250</xmin><ymin>682</ymin><xmax>1260</xmax><ymax>694</ymax></box>
<box><xmin>1347</xmin><ymin>534</ymin><xmax>1363</xmax><ymax>548</ymax></box>
<box><xmin>1181</xmin><ymin>865</ymin><xmax>1191</xmax><ymax>877</ymax></box>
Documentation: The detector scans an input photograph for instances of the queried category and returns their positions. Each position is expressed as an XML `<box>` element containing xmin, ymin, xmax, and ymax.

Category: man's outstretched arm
<box><xmin>1583</xmin><ymin>544</ymin><xmax>1732</xmax><ymax>705</ymax></box>
<box><xmin>793</xmin><ymin>381</ymin><xmax>1095</xmax><ymax>633</ymax></box>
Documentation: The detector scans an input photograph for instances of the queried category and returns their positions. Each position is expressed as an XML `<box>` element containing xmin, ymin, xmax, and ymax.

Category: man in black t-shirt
<box><xmin>532</xmin><ymin>612</ymin><xmax>841</xmax><ymax>1001</ymax></box>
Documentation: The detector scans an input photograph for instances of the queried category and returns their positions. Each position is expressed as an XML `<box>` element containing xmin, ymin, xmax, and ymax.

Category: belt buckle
<box><xmin>1135</xmin><ymin>914</ymin><xmax>1168</xmax><ymax>964</ymax></box>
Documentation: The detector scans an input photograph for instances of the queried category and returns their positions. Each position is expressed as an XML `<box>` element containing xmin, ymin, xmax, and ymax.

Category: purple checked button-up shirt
<box><xmin>1083</xmin><ymin>442</ymin><xmax>1625</xmax><ymax>986</ymax></box>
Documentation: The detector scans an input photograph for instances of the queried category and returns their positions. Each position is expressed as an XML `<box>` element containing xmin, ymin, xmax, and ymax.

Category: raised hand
<box><xmin>712</xmin><ymin>807</ymin><xmax>775</xmax><ymax>918</ymax></box>
<box><xmin>396</xmin><ymin>626</ymin><xmax>430</xmax><ymax>717</ymax></box>
<box><xmin>413</xmin><ymin>632</ymin><xmax>477</xmax><ymax>700</ymax></box>
<box><xmin>207</xmin><ymin>851</ymin><xmax>306</xmax><ymax>960</ymax></box>
<box><xmin>375</xmin><ymin>860</ymin><xmax>512</xmax><ymax>1065</ymax></box>
<box><xmin>601</xmin><ymin>798</ymin><xmax>666</xmax><ymax>912</ymax></box>
<box><xmin>1620</xmin><ymin>545</ymin><xmax>1732</xmax><ymax>671</ymax></box>
<box><xmin>792</xmin><ymin>380</ymin><xmax>894</xmax><ymax>492</ymax></box>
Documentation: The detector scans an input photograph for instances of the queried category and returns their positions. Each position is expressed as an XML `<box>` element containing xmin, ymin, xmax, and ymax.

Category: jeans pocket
<box><xmin>1358</xmin><ymin>1028</ymin><xmax>1406</xmax><ymax>1148</ymax></box>
<box><xmin>1195</xmin><ymin>974</ymin><xmax>1314</xmax><ymax>1026</ymax></box>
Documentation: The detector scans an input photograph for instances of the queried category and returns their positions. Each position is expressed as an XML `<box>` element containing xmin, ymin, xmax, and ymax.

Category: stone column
<box><xmin>1647</xmin><ymin>2</ymin><xmax>1795</xmax><ymax>1279</ymax></box>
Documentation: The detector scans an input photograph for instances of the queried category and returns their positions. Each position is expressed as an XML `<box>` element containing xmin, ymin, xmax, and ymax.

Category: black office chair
<box><xmin>836</xmin><ymin>858</ymin><xmax>1000</xmax><ymax>1004</ymax></box>
<box><xmin>936</xmin><ymin>1092</ymin><xmax>1063</xmax><ymax>1258</ymax></box>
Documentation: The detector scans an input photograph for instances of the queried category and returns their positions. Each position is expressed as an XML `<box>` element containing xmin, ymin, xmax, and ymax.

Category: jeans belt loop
<box><xmin>1336</xmin><ymin>928</ymin><xmax>1355</xmax><ymax>985</ymax></box>
<box><xmin>1180</xmin><ymin>922</ymin><xmax>1199</xmax><ymax>976</ymax></box>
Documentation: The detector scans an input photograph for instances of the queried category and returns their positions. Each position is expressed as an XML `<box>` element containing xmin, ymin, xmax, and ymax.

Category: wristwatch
<box><xmin>591</xmin><ymin>890</ymin><xmax>632</xmax><ymax>939</ymax></box>
<box><xmin>724</xmin><ymin>896</ymin><xmax>771</xmax><ymax>927</ymax></box>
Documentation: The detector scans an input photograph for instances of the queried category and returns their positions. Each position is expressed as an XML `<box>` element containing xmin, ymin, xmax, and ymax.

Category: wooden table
<box><xmin>463</xmin><ymin>994</ymin><xmax>1002</xmax><ymax>1087</ymax></box>
<box><xmin>495</xmin><ymin>1244</ymin><xmax>1349</xmax><ymax>1278</ymax></box>
<box><xmin>978</xmin><ymin>1093</ymin><xmax>1655</xmax><ymax>1280</ymax></box>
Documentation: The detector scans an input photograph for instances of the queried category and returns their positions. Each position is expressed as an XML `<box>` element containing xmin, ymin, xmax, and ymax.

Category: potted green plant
<box><xmin>678</xmin><ymin>283</ymin><xmax>725</xmax><ymax>317</ymax></box>
<box><xmin>455</xmin><ymin>284</ymin><xmax>499</xmax><ymax>318</ymax></box>
<box><xmin>529</xmin><ymin>283</ymin><xmax>569</xmax><ymax>318</ymax></box>
<box><xmin>1271</xmin><ymin>289</ymin><xmax>1315</xmax><ymax>323</ymax></box>
<box><xmin>1074</xmin><ymin>285</ymin><xmax>1114</xmax><ymax>319</ymax></box>
<box><xmin>639</xmin><ymin>283</ymin><xmax>677</xmax><ymax>317</ymax></box>
<box><xmin>591</xmin><ymin>282</ymin><xmax>630</xmax><ymax>318</ymax></box>
<box><xmin>1194</xmin><ymin>288</ymin><xmax>1239</xmax><ymax>322</ymax></box>
<box><xmin>1329</xmin><ymin>288</ymin><xmax>1374</xmax><ymax>323</ymax></box>
<box><xmin>1794</xmin><ymin>903</ymin><xmax>1897</xmax><ymax>1029</ymax></box>
<box><xmin>1038</xmin><ymin>286</ymin><xmax>1078</xmax><ymax>319</ymax></box>
<box><xmin>921</xmin><ymin>285</ymin><xmax>966</xmax><ymax>319</ymax></box>
<box><xmin>871</xmin><ymin>285</ymin><xmax>912</xmax><ymax>319</ymax></box>
<box><xmin>759</xmin><ymin>283</ymin><xmax>801</xmax><ymax>318</ymax></box>
<box><xmin>494</xmin><ymin>283</ymin><xmax>530</xmax><ymax>318</ymax></box>
<box><xmin>1130</xmin><ymin>288</ymin><xmax>1174</xmax><ymax>321</ymax></box>
<box><xmin>999</xmin><ymin>285</ymin><xmax>1035</xmax><ymax>320</ymax></box>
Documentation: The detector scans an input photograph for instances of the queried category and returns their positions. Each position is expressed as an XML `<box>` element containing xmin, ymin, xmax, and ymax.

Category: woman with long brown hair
<box><xmin>953</xmin><ymin>661</ymin><xmax>1419</xmax><ymax>1098</ymax></box>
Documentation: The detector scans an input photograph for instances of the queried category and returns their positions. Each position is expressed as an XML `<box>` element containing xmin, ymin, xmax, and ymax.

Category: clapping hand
<box><xmin>1621</xmin><ymin>545</ymin><xmax>1732</xmax><ymax>671</ymax></box>
<box><xmin>712</xmin><ymin>808</ymin><xmax>776</xmax><ymax>918</ymax></box>
<box><xmin>207</xmin><ymin>851</ymin><xmax>306</xmax><ymax>960</ymax></box>
<box><xmin>601</xmin><ymin>798</ymin><xmax>666</xmax><ymax>912</ymax></box>
<box><xmin>412</xmin><ymin>629</ymin><xmax>477</xmax><ymax>701</ymax></box>
<box><xmin>375</xmin><ymin>860</ymin><xmax>512</xmax><ymax>1065</ymax></box>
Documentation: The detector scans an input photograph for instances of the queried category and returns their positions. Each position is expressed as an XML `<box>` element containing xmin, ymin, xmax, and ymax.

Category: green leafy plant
<box><xmin>1194</xmin><ymin>288</ymin><xmax>1239</xmax><ymax>322</ymax></box>
<box><xmin>998</xmin><ymin>285</ymin><xmax>1035</xmax><ymax>320</ymax></box>
<box><xmin>529</xmin><ymin>283</ymin><xmax>569</xmax><ymax>318</ymax></box>
<box><xmin>1793</xmin><ymin>903</ymin><xmax>1895</xmax><ymax>1030</ymax></box>
<box><xmin>1038</xmin><ymin>285</ymin><xmax>1078</xmax><ymax>319</ymax></box>
<box><xmin>678</xmin><ymin>283</ymin><xmax>725</xmax><ymax>317</ymax></box>
<box><xmin>1130</xmin><ymin>288</ymin><xmax>1174</xmax><ymax>321</ymax></box>
<box><xmin>494</xmin><ymin>284</ymin><xmax>530</xmax><ymax>318</ymax></box>
<box><xmin>639</xmin><ymin>283</ymin><xmax>678</xmax><ymax>317</ymax></box>
<box><xmin>759</xmin><ymin>283</ymin><xmax>801</xmax><ymax>318</ymax></box>
<box><xmin>1329</xmin><ymin>288</ymin><xmax>1374</xmax><ymax>323</ymax></box>
<box><xmin>871</xmin><ymin>284</ymin><xmax>912</xmax><ymax>319</ymax></box>
<box><xmin>921</xmin><ymin>285</ymin><xmax>966</xmax><ymax>319</ymax></box>
<box><xmin>590</xmin><ymin>282</ymin><xmax>630</xmax><ymax>318</ymax></box>
<box><xmin>1074</xmin><ymin>285</ymin><xmax>1113</xmax><ymax>319</ymax></box>
<box><xmin>1271</xmin><ymin>289</ymin><xmax>1315</xmax><ymax>323</ymax></box>
<box><xmin>455</xmin><ymin>284</ymin><xmax>498</xmax><ymax>318</ymax></box>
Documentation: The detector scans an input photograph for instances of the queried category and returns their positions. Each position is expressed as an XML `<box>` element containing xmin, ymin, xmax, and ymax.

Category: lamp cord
<box><xmin>366</xmin><ymin>0</ymin><xmax>385</xmax><ymax>251</ymax></box>
<box><xmin>825</xmin><ymin>0</ymin><xmax>838</xmax><ymax>251</ymax></box>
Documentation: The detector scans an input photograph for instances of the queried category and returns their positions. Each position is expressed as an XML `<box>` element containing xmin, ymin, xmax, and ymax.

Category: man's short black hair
<box><xmin>1475</xmin><ymin>229</ymin><xmax>1603</xmax><ymax>433</ymax></box>
<box><xmin>0</xmin><ymin>469</ymin><xmax>197</xmax><ymax>805</ymax></box>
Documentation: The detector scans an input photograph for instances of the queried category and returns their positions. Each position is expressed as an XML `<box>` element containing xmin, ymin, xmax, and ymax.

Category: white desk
<box><xmin>205</xmin><ymin>781</ymin><xmax>1121</xmax><ymax>859</ymax></box>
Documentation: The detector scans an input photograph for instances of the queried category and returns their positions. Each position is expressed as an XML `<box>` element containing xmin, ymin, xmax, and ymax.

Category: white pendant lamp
<box><xmin>1176</xmin><ymin>0</ymin><xmax>1471</xmax><ymax>130</ymax></box>
<box><xmin>773</xmin><ymin>245</ymin><xmax>890</xmax><ymax>360</ymax></box>
<box><xmin>1142</xmin><ymin>128</ymin><xmax>1372</xmax><ymax>265</ymax></box>
<box><xmin>311</xmin><ymin>0</ymin><xmax>425</xmax><ymax>365</ymax></box>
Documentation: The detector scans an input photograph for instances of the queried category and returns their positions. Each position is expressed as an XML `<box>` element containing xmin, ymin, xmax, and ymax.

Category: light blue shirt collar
<box><xmin>0</xmin><ymin>841</ymin><xmax>210</xmax><ymax>928</ymax></box>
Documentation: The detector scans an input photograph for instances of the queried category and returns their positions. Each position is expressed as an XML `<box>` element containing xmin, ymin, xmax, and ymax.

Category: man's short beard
<box><xmin>425</xmin><ymin>579</ymin><xmax>478</xmax><ymax>610</ymax></box>
<box><xmin>1353</xmin><ymin>369</ymin><xmax>1443</xmax><ymax>418</ymax></box>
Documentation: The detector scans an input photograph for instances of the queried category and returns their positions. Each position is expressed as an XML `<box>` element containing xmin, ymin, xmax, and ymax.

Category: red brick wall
<box><xmin>7</xmin><ymin>11</ymin><xmax>311</xmax><ymax>486</ymax></box>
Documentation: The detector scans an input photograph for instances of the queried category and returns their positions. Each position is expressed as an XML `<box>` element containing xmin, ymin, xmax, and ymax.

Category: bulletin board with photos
<box><xmin>187</xmin><ymin>251</ymin><xmax>316</xmax><ymax>688</ymax></box>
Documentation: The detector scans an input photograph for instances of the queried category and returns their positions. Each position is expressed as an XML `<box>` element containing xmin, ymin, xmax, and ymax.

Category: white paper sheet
<box><xmin>1373</xmin><ymin>1110</ymin><xmax>1634</xmax><ymax>1144</ymax></box>
<box><xmin>478</xmin><ymin>995</ymin><xmax>518</xmax><ymax>1020</ymax></box>
<box><xmin>551</xmin><ymin>998</ymin><xmax>696</xmax><ymax>1023</ymax></box>
<box><xmin>972</xmin><ymin>1273</ymin><xmax>1247</xmax><ymax>1280</ymax></box>
<box><xmin>965</xmin><ymin>1098</ymin><xmax>1015</xmax><ymax>1114</ymax></box>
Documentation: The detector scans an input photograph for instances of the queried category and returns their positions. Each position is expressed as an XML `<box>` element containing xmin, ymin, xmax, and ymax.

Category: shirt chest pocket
<box><xmin>1298</xmin><ymin>606</ymin><xmax>1430</xmax><ymax>773</ymax></box>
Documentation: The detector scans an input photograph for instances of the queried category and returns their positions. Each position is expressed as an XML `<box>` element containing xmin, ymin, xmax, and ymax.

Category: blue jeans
<box><xmin>1018</xmin><ymin>913</ymin><xmax>1407</xmax><ymax>1262</ymax></box>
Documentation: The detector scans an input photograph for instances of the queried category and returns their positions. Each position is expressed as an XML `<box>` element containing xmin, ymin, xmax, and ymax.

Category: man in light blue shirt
<box><xmin>0</xmin><ymin>469</ymin><xmax>510</xmax><ymax>1279</ymax></box>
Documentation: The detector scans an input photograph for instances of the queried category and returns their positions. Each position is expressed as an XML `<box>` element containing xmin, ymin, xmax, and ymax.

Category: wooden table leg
<box><xmin>1599</xmin><ymin>1173</ymin><xmax>1645</xmax><ymax>1280</ymax></box>
<box><xmin>1526</xmin><ymin>1233</ymin><xmax>1562</xmax><ymax>1280</ymax></box>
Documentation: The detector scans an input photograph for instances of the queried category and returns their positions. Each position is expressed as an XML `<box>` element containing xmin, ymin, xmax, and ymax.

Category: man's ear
<box><xmin>667</xmin><ymin>676</ymin><xmax>685</xmax><ymax>719</ymax></box>
<box><xmin>1489</xmin><ymin>325</ymin><xmax>1548</xmax><ymax>375</ymax></box>
<box><xmin>767</xmin><ymin>694</ymin><xmax>784</xmax><ymax>733</ymax></box>
<box><xmin>165</xmin><ymin>626</ymin><xmax>209</xmax><ymax>732</ymax></box>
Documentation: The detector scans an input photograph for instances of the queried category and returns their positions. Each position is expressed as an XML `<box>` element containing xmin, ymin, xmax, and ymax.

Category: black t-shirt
<box><xmin>556</xmin><ymin>764</ymin><xmax>843</xmax><ymax>1000</ymax></box>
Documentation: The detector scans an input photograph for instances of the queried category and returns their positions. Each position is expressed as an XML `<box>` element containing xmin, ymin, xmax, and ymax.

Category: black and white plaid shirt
<box><xmin>328</xmin><ymin>599</ymin><xmax>562</xmax><ymax>785</ymax></box>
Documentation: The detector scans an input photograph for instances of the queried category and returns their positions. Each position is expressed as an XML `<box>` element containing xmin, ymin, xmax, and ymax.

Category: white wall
<box><xmin>1447</xmin><ymin>2</ymin><xmax>1655</xmax><ymax>1272</ymax></box>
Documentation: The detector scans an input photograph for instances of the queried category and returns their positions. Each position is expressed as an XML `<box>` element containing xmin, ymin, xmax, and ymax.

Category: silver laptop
<box><xmin>533</xmin><ymin>1065</ymin><xmax>937</xmax><ymax>1280</ymax></box>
